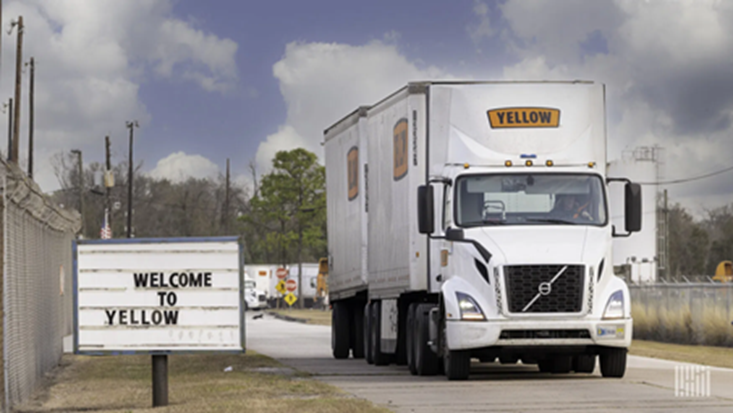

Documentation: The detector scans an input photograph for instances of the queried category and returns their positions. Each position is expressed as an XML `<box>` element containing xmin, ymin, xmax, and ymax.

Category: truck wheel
<box><xmin>415</xmin><ymin>304</ymin><xmax>438</xmax><ymax>376</ymax></box>
<box><xmin>364</xmin><ymin>303</ymin><xmax>373</xmax><ymax>364</ymax></box>
<box><xmin>352</xmin><ymin>303</ymin><xmax>365</xmax><ymax>359</ymax></box>
<box><xmin>600</xmin><ymin>348</ymin><xmax>627</xmax><ymax>378</ymax></box>
<box><xmin>406</xmin><ymin>303</ymin><xmax>418</xmax><ymax>375</ymax></box>
<box><xmin>371</xmin><ymin>301</ymin><xmax>390</xmax><ymax>366</ymax></box>
<box><xmin>573</xmin><ymin>355</ymin><xmax>596</xmax><ymax>373</ymax></box>
<box><xmin>538</xmin><ymin>359</ymin><xmax>552</xmax><ymax>373</ymax></box>
<box><xmin>551</xmin><ymin>356</ymin><xmax>573</xmax><ymax>374</ymax></box>
<box><xmin>332</xmin><ymin>301</ymin><xmax>350</xmax><ymax>359</ymax></box>
<box><xmin>442</xmin><ymin>313</ymin><xmax>470</xmax><ymax>380</ymax></box>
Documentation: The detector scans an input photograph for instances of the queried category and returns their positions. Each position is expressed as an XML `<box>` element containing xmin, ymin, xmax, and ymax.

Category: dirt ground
<box><xmin>13</xmin><ymin>352</ymin><xmax>388</xmax><ymax>413</ymax></box>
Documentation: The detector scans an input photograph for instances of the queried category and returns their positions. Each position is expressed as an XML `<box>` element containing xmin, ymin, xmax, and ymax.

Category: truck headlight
<box><xmin>602</xmin><ymin>290</ymin><xmax>624</xmax><ymax>320</ymax></box>
<box><xmin>457</xmin><ymin>292</ymin><xmax>485</xmax><ymax>321</ymax></box>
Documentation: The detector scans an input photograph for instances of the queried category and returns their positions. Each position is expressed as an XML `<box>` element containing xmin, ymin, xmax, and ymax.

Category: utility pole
<box><xmin>27</xmin><ymin>57</ymin><xmax>34</xmax><ymax>178</ymax></box>
<box><xmin>125</xmin><ymin>121</ymin><xmax>138</xmax><ymax>239</ymax></box>
<box><xmin>105</xmin><ymin>136</ymin><xmax>112</xmax><ymax>232</ymax></box>
<box><xmin>6</xmin><ymin>98</ymin><xmax>12</xmax><ymax>161</ymax></box>
<box><xmin>71</xmin><ymin>150</ymin><xmax>84</xmax><ymax>237</ymax></box>
<box><xmin>223</xmin><ymin>158</ymin><xmax>230</xmax><ymax>233</ymax></box>
<box><xmin>10</xmin><ymin>16</ymin><xmax>23</xmax><ymax>164</ymax></box>
<box><xmin>664</xmin><ymin>189</ymin><xmax>669</xmax><ymax>281</ymax></box>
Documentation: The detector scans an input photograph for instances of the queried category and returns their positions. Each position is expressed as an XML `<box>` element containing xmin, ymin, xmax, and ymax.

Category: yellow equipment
<box><xmin>317</xmin><ymin>257</ymin><xmax>329</xmax><ymax>297</ymax></box>
<box><xmin>713</xmin><ymin>261</ymin><xmax>733</xmax><ymax>282</ymax></box>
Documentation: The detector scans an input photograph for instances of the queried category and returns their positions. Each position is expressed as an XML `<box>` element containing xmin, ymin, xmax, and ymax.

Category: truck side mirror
<box><xmin>445</xmin><ymin>227</ymin><xmax>464</xmax><ymax>241</ymax></box>
<box><xmin>625</xmin><ymin>182</ymin><xmax>642</xmax><ymax>233</ymax></box>
<box><xmin>417</xmin><ymin>185</ymin><xmax>434</xmax><ymax>234</ymax></box>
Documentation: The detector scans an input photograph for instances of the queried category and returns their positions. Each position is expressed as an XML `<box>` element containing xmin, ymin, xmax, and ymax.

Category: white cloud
<box><xmin>255</xmin><ymin>40</ymin><xmax>450</xmax><ymax>172</ymax></box>
<box><xmin>468</xmin><ymin>0</ymin><xmax>494</xmax><ymax>44</ymax></box>
<box><xmin>498</xmin><ymin>0</ymin><xmax>733</xmax><ymax>215</ymax></box>
<box><xmin>149</xmin><ymin>152</ymin><xmax>219</xmax><ymax>183</ymax></box>
<box><xmin>0</xmin><ymin>0</ymin><xmax>238</xmax><ymax>192</ymax></box>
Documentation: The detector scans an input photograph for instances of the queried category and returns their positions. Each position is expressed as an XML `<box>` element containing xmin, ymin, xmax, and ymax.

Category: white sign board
<box><xmin>74</xmin><ymin>237</ymin><xmax>244</xmax><ymax>354</ymax></box>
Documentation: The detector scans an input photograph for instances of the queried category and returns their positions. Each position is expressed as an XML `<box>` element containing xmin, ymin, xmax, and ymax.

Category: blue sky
<box><xmin>139</xmin><ymin>0</ymin><xmax>511</xmax><ymax>177</ymax></box>
<box><xmin>1</xmin><ymin>0</ymin><xmax>732</xmax><ymax>216</ymax></box>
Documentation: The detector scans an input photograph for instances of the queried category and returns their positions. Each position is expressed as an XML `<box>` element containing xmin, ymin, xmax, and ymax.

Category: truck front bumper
<box><xmin>446</xmin><ymin>317</ymin><xmax>632</xmax><ymax>350</ymax></box>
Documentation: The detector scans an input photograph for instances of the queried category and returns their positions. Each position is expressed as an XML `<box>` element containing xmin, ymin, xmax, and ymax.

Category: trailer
<box><xmin>324</xmin><ymin>81</ymin><xmax>642</xmax><ymax>379</ymax></box>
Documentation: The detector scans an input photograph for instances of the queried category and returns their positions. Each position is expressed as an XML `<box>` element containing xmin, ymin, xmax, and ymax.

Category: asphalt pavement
<box><xmin>246</xmin><ymin>312</ymin><xmax>733</xmax><ymax>412</ymax></box>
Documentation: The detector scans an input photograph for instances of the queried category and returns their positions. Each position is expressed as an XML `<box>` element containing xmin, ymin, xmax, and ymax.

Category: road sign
<box><xmin>74</xmin><ymin>237</ymin><xmax>244</xmax><ymax>353</ymax></box>
<box><xmin>284</xmin><ymin>293</ymin><xmax>297</xmax><ymax>306</ymax></box>
<box><xmin>276</xmin><ymin>280</ymin><xmax>286</xmax><ymax>294</ymax></box>
<box><xmin>276</xmin><ymin>267</ymin><xmax>288</xmax><ymax>279</ymax></box>
<box><xmin>286</xmin><ymin>279</ymin><xmax>297</xmax><ymax>292</ymax></box>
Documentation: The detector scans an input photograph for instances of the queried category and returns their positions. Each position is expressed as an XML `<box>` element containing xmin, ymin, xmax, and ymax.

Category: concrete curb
<box><xmin>267</xmin><ymin>311</ymin><xmax>308</xmax><ymax>324</ymax></box>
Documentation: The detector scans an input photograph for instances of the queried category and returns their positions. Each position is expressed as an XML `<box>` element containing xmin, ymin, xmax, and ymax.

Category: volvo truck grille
<box><xmin>504</xmin><ymin>265</ymin><xmax>584</xmax><ymax>313</ymax></box>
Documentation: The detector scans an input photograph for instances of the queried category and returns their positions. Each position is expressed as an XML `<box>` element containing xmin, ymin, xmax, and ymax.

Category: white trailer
<box><xmin>324</xmin><ymin>81</ymin><xmax>642</xmax><ymax>379</ymax></box>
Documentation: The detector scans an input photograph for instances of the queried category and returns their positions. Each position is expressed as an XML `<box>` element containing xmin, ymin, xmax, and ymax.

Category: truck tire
<box><xmin>441</xmin><ymin>312</ymin><xmax>470</xmax><ymax>380</ymax></box>
<box><xmin>573</xmin><ymin>355</ymin><xmax>596</xmax><ymax>373</ymax></box>
<box><xmin>364</xmin><ymin>303</ymin><xmax>373</xmax><ymax>364</ymax></box>
<box><xmin>538</xmin><ymin>359</ymin><xmax>552</xmax><ymax>373</ymax></box>
<box><xmin>332</xmin><ymin>301</ymin><xmax>350</xmax><ymax>359</ymax></box>
<box><xmin>600</xmin><ymin>348</ymin><xmax>627</xmax><ymax>378</ymax></box>
<box><xmin>406</xmin><ymin>303</ymin><xmax>418</xmax><ymax>375</ymax></box>
<box><xmin>551</xmin><ymin>356</ymin><xmax>573</xmax><ymax>374</ymax></box>
<box><xmin>415</xmin><ymin>304</ymin><xmax>438</xmax><ymax>376</ymax></box>
<box><xmin>371</xmin><ymin>301</ymin><xmax>390</xmax><ymax>366</ymax></box>
<box><xmin>352</xmin><ymin>303</ymin><xmax>365</xmax><ymax>359</ymax></box>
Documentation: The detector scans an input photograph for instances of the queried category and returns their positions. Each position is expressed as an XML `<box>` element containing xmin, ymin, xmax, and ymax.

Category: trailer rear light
<box><xmin>505</xmin><ymin>160</ymin><xmax>513</xmax><ymax>167</ymax></box>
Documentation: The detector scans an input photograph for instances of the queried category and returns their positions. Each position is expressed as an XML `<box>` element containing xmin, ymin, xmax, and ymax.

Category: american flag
<box><xmin>100</xmin><ymin>209</ymin><xmax>112</xmax><ymax>239</ymax></box>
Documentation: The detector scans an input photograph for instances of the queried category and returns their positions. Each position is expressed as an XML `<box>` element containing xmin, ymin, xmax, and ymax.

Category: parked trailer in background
<box><xmin>324</xmin><ymin>81</ymin><xmax>642</xmax><ymax>380</ymax></box>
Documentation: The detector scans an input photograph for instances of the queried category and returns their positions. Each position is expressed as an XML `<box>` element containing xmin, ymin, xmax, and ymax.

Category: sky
<box><xmin>1</xmin><ymin>0</ymin><xmax>732</xmax><ymax>217</ymax></box>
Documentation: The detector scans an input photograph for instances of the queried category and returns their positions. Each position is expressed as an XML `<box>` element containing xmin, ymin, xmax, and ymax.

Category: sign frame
<box><xmin>73</xmin><ymin>236</ymin><xmax>245</xmax><ymax>356</ymax></box>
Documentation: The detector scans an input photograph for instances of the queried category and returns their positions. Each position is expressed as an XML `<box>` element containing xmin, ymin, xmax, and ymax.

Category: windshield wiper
<box><xmin>462</xmin><ymin>219</ymin><xmax>506</xmax><ymax>226</ymax></box>
<box><xmin>525</xmin><ymin>218</ymin><xmax>577</xmax><ymax>225</ymax></box>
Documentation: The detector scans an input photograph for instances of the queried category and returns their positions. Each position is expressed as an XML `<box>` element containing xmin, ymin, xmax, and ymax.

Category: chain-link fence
<box><xmin>630</xmin><ymin>284</ymin><xmax>733</xmax><ymax>347</ymax></box>
<box><xmin>1</xmin><ymin>161</ymin><xmax>80</xmax><ymax>411</ymax></box>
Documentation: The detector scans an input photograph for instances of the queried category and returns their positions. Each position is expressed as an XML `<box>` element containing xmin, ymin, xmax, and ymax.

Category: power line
<box><xmin>637</xmin><ymin>164</ymin><xmax>733</xmax><ymax>186</ymax></box>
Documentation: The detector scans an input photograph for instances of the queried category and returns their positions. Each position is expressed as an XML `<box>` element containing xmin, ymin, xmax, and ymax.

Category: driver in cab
<box><xmin>552</xmin><ymin>193</ymin><xmax>593</xmax><ymax>221</ymax></box>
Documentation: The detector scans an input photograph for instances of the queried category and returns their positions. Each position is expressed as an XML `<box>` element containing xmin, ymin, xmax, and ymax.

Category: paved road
<box><xmin>246</xmin><ymin>313</ymin><xmax>733</xmax><ymax>412</ymax></box>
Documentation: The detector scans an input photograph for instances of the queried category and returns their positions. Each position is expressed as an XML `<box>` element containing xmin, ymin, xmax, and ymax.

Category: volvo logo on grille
<box><xmin>521</xmin><ymin>265</ymin><xmax>569</xmax><ymax>313</ymax></box>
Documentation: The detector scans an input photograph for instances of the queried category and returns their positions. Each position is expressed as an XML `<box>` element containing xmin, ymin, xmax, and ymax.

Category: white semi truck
<box><xmin>324</xmin><ymin>81</ymin><xmax>641</xmax><ymax>380</ymax></box>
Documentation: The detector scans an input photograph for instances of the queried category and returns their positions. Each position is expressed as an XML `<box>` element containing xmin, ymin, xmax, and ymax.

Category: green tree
<box><xmin>241</xmin><ymin>148</ymin><xmax>326</xmax><ymax>305</ymax></box>
<box><xmin>668</xmin><ymin>203</ymin><xmax>709</xmax><ymax>277</ymax></box>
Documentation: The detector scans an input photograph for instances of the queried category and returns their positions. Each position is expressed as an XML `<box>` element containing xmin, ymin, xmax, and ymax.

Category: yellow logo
<box><xmin>393</xmin><ymin>118</ymin><xmax>408</xmax><ymax>180</ymax></box>
<box><xmin>347</xmin><ymin>146</ymin><xmax>359</xmax><ymax>201</ymax></box>
<box><xmin>487</xmin><ymin>107</ymin><xmax>560</xmax><ymax>128</ymax></box>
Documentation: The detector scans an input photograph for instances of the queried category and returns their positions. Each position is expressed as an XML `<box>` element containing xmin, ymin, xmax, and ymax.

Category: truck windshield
<box><xmin>455</xmin><ymin>173</ymin><xmax>607</xmax><ymax>227</ymax></box>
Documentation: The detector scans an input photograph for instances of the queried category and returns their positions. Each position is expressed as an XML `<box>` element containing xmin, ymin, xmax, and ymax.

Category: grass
<box><xmin>632</xmin><ymin>301</ymin><xmax>733</xmax><ymax>346</ymax></box>
<box><xmin>13</xmin><ymin>351</ymin><xmax>389</xmax><ymax>413</ymax></box>
<box><xmin>629</xmin><ymin>339</ymin><xmax>733</xmax><ymax>369</ymax></box>
<box><xmin>269</xmin><ymin>309</ymin><xmax>332</xmax><ymax>326</ymax></box>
